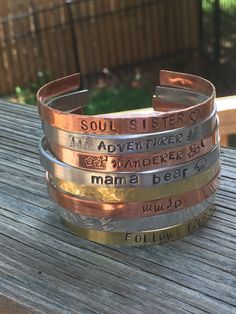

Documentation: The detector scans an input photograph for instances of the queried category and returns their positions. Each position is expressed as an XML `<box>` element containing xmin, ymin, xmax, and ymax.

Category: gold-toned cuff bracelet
<box><xmin>49</xmin><ymin>161</ymin><xmax>220</xmax><ymax>203</ymax></box>
<box><xmin>62</xmin><ymin>205</ymin><xmax>215</xmax><ymax>246</ymax></box>
<box><xmin>47</xmin><ymin>171</ymin><xmax>220</xmax><ymax>218</ymax></box>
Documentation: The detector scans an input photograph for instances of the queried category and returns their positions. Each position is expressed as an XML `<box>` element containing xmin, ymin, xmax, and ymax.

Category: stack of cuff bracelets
<box><xmin>37</xmin><ymin>70</ymin><xmax>221</xmax><ymax>246</ymax></box>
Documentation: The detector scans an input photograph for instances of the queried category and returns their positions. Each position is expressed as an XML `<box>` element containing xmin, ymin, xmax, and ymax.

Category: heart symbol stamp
<box><xmin>190</xmin><ymin>109</ymin><xmax>200</xmax><ymax>122</ymax></box>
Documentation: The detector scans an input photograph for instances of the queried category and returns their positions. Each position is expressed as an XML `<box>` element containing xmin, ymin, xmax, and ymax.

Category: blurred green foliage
<box><xmin>202</xmin><ymin>0</ymin><xmax>236</xmax><ymax>11</ymax></box>
<box><xmin>11</xmin><ymin>71</ymin><xmax>52</xmax><ymax>106</ymax></box>
<box><xmin>7</xmin><ymin>71</ymin><xmax>153</xmax><ymax>113</ymax></box>
<box><xmin>84</xmin><ymin>85</ymin><xmax>152</xmax><ymax>115</ymax></box>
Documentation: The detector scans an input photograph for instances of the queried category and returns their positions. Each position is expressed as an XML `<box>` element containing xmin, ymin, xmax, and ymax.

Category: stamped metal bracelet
<box><xmin>37</xmin><ymin>70</ymin><xmax>215</xmax><ymax>135</ymax></box>
<box><xmin>56</xmin><ymin>194</ymin><xmax>215</xmax><ymax>232</ymax></box>
<box><xmin>61</xmin><ymin>205</ymin><xmax>215</xmax><ymax>246</ymax></box>
<box><xmin>47</xmin><ymin>171</ymin><xmax>220</xmax><ymax>218</ymax></box>
<box><xmin>47</xmin><ymin>127</ymin><xmax>219</xmax><ymax>172</ymax></box>
<box><xmin>50</xmin><ymin>162</ymin><xmax>220</xmax><ymax>203</ymax></box>
<box><xmin>39</xmin><ymin>138</ymin><xmax>219</xmax><ymax>187</ymax></box>
<box><xmin>43</xmin><ymin>108</ymin><xmax>218</xmax><ymax>156</ymax></box>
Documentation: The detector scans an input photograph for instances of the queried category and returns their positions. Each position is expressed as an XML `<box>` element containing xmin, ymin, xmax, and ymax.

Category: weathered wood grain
<box><xmin>0</xmin><ymin>101</ymin><xmax>236</xmax><ymax>314</ymax></box>
<box><xmin>0</xmin><ymin>294</ymin><xmax>40</xmax><ymax>314</ymax></box>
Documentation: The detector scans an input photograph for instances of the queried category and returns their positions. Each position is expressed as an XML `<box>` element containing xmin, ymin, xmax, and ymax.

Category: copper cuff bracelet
<box><xmin>42</xmin><ymin>108</ymin><xmax>218</xmax><ymax>155</ymax></box>
<box><xmin>37</xmin><ymin>70</ymin><xmax>215</xmax><ymax>135</ymax></box>
<box><xmin>47</xmin><ymin>128</ymin><xmax>219</xmax><ymax>171</ymax></box>
<box><xmin>57</xmin><ymin>194</ymin><xmax>215</xmax><ymax>232</ymax></box>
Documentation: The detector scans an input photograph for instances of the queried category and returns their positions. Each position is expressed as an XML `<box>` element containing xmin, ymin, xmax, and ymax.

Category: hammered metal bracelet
<box><xmin>47</xmin><ymin>171</ymin><xmax>220</xmax><ymax>218</ymax></box>
<box><xmin>49</xmin><ymin>162</ymin><xmax>220</xmax><ymax>202</ymax></box>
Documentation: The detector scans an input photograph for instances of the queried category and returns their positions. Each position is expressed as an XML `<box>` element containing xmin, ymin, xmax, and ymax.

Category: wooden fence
<box><xmin>0</xmin><ymin>0</ymin><xmax>200</xmax><ymax>95</ymax></box>
<box><xmin>201</xmin><ymin>0</ymin><xmax>236</xmax><ymax>65</ymax></box>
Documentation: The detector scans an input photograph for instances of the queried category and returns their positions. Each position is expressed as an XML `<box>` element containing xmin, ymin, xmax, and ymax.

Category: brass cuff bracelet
<box><xmin>37</xmin><ymin>70</ymin><xmax>215</xmax><ymax>135</ymax></box>
<box><xmin>61</xmin><ymin>205</ymin><xmax>215</xmax><ymax>246</ymax></box>
<box><xmin>40</xmin><ymin>137</ymin><xmax>219</xmax><ymax>187</ymax></box>
<box><xmin>49</xmin><ymin>161</ymin><xmax>220</xmax><ymax>202</ymax></box>
<box><xmin>47</xmin><ymin>171</ymin><xmax>220</xmax><ymax>218</ymax></box>
<box><xmin>47</xmin><ymin>128</ymin><xmax>219</xmax><ymax>172</ymax></box>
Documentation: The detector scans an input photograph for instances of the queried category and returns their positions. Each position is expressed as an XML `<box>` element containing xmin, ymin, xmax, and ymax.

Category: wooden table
<box><xmin>0</xmin><ymin>101</ymin><xmax>236</xmax><ymax>314</ymax></box>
